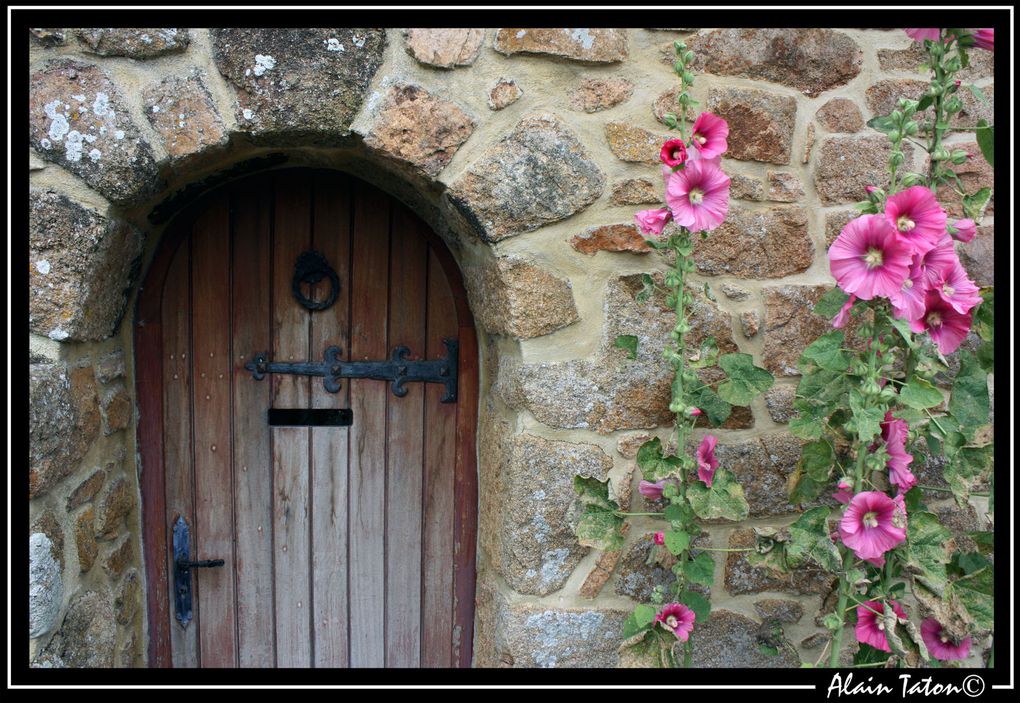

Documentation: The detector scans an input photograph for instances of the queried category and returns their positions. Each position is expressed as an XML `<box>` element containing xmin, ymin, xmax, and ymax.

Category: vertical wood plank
<box><xmin>421</xmin><ymin>246</ymin><xmax>458</xmax><ymax>668</ymax></box>
<box><xmin>271</xmin><ymin>172</ymin><xmax>313</xmax><ymax>668</ymax></box>
<box><xmin>162</xmin><ymin>238</ymin><xmax>199</xmax><ymax>667</ymax></box>
<box><xmin>453</xmin><ymin>323</ymin><xmax>479</xmax><ymax>668</ymax></box>
<box><xmin>384</xmin><ymin>204</ymin><xmax>427</xmax><ymax>667</ymax></box>
<box><xmin>310</xmin><ymin>172</ymin><xmax>352</xmax><ymax>668</ymax></box>
<box><xmin>347</xmin><ymin>181</ymin><xmax>390</xmax><ymax>667</ymax></box>
<box><xmin>231</xmin><ymin>178</ymin><xmax>276</xmax><ymax>667</ymax></box>
<box><xmin>191</xmin><ymin>193</ymin><xmax>238</xmax><ymax>668</ymax></box>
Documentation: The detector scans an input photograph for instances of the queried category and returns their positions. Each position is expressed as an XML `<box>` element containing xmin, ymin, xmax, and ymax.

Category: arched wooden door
<box><xmin>135</xmin><ymin>169</ymin><xmax>478</xmax><ymax>668</ymax></box>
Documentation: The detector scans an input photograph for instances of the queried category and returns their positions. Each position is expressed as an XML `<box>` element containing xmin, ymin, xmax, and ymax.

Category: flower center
<box><xmin>926</xmin><ymin>311</ymin><xmax>943</xmax><ymax>328</ymax></box>
<box><xmin>689</xmin><ymin>188</ymin><xmax>705</xmax><ymax>205</ymax></box>
<box><xmin>695</xmin><ymin>134</ymin><xmax>707</xmax><ymax>145</ymax></box>
<box><xmin>877</xmin><ymin>621</ymin><xmax>886</xmax><ymax>631</ymax></box>
<box><xmin>666</xmin><ymin>615</ymin><xmax>678</xmax><ymax>629</ymax></box>
<box><xmin>864</xmin><ymin>247</ymin><xmax>884</xmax><ymax>268</ymax></box>
<box><xmin>897</xmin><ymin>215</ymin><xmax>916</xmax><ymax>232</ymax></box>
<box><xmin>862</xmin><ymin>511</ymin><xmax>879</xmax><ymax>528</ymax></box>
<box><xmin>942</xmin><ymin>282</ymin><xmax>955</xmax><ymax>297</ymax></box>
<box><xmin>940</xmin><ymin>633</ymin><xmax>950</xmax><ymax>644</ymax></box>
<box><xmin>672</xmin><ymin>149</ymin><xmax>684</xmax><ymax>161</ymax></box>
<box><xmin>903</xmin><ymin>278</ymin><xmax>913</xmax><ymax>289</ymax></box>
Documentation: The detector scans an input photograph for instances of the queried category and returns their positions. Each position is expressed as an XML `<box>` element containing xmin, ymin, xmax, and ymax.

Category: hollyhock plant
<box><xmin>831</xmin><ymin>294</ymin><xmax>857</xmax><ymax>329</ymax></box>
<box><xmin>660</xmin><ymin>138</ymin><xmax>688</xmax><ymax>168</ymax></box>
<box><xmin>936</xmin><ymin>262</ymin><xmax>982</xmax><ymax>315</ymax></box>
<box><xmin>972</xmin><ymin>28</ymin><xmax>993</xmax><ymax>51</ymax></box>
<box><xmin>635</xmin><ymin>207</ymin><xmax>672</xmax><ymax>236</ymax></box>
<box><xmin>910</xmin><ymin>290</ymin><xmax>972</xmax><ymax>354</ymax></box>
<box><xmin>881</xmin><ymin>412</ymin><xmax>917</xmax><ymax>494</ymax></box>
<box><xmin>948</xmin><ymin>218</ymin><xmax>977</xmax><ymax>243</ymax></box>
<box><xmin>665</xmin><ymin>158</ymin><xmax>731</xmax><ymax>232</ymax></box>
<box><xmin>905</xmin><ymin>28</ymin><xmax>941</xmax><ymax>42</ymax></box>
<box><xmin>829</xmin><ymin>215</ymin><xmax>912</xmax><ymax>300</ymax></box>
<box><xmin>839</xmin><ymin>491</ymin><xmax>908</xmax><ymax>562</ymax></box>
<box><xmin>915</xmin><ymin>234</ymin><xmax>958</xmax><ymax>289</ymax></box>
<box><xmin>639</xmin><ymin>479</ymin><xmax>666</xmax><ymax>501</ymax></box>
<box><xmin>696</xmin><ymin>434</ymin><xmax>719</xmax><ymax>487</ymax></box>
<box><xmin>690</xmin><ymin>112</ymin><xmax>728</xmax><ymax>159</ymax></box>
<box><xmin>653</xmin><ymin>531</ymin><xmax>666</xmax><ymax>546</ymax></box>
<box><xmin>655</xmin><ymin>603</ymin><xmax>696</xmax><ymax>642</ymax></box>
<box><xmin>833</xmin><ymin>480</ymin><xmax>853</xmax><ymax>505</ymax></box>
<box><xmin>889</xmin><ymin>260</ymin><xmax>928</xmax><ymax>323</ymax></box>
<box><xmin>856</xmin><ymin>600</ymin><xmax>908</xmax><ymax>652</ymax></box>
<box><xmin>885</xmin><ymin>186</ymin><xmax>948</xmax><ymax>256</ymax></box>
<box><xmin>921</xmin><ymin>618</ymin><xmax>973</xmax><ymax>661</ymax></box>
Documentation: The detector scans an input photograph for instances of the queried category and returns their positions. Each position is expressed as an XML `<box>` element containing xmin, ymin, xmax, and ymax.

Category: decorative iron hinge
<box><xmin>244</xmin><ymin>340</ymin><xmax>458</xmax><ymax>402</ymax></box>
<box><xmin>172</xmin><ymin>516</ymin><xmax>224</xmax><ymax>629</ymax></box>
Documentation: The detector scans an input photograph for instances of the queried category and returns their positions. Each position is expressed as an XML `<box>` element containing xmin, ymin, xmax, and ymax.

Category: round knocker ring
<box><xmin>292</xmin><ymin>250</ymin><xmax>340</xmax><ymax>312</ymax></box>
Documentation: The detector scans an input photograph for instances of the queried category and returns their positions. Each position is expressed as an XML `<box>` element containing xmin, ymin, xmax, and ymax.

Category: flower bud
<box><xmin>889</xmin><ymin>150</ymin><xmax>905</xmax><ymax>168</ymax></box>
<box><xmin>654</xmin><ymin>531</ymin><xmax>666</xmax><ymax>546</ymax></box>
<box><xmin>682</xmin><ymin>71</ymin><xmax>695</xmax><ymax>85</ymax></box>
<box><xmin>674</xmin><ymin>60</ymin><xmax>685</xmax><ymax>75</ymax></box>
<box><xmin>944</xmin><ymin>96</ymin><xmax>963</xmax><ymax>113</ymax></box>
<box><xmin>953</xmin><ymin>79</ymin><xmax>962</xmax><ymax>89</ymax></box>
<box><xmin>899</xmin><ymin>172</ymin><xmax>923</xmax><ymax>187</ymax></box>
<box><xmin>904</xmin><ymin>120</ymin><xmax>919</xmax><ymax>136</ymax></box>
<box><xmin>944</xmin><ymin>56</ymin><xmax>962</xmax><ymax>72</ymax></box>
<box><xmin>950</xmin><ymin>149</ymin><xmax>969</xmax><ymax>164</ymax></box>
<box><xmin>931</xmin><ymin>147</ymin><xmax>950</xmax><ymax>161</ymax></box>
<box><xmin>687</xmin><ymin>407</ymin><xmax>702</xmax><ymax>418</ymax></box>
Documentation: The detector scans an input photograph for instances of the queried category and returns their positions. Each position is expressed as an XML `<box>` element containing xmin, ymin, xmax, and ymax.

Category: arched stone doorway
<box><xmin>135</xmin><ymin>168</ymin><xmax>479</xmax><ymax>667</ymax></box>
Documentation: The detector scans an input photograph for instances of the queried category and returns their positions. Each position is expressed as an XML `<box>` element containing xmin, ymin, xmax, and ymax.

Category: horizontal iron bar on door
<box><xmin>244</xmin><ymin>340</ymin><xmax>458</xmax><ymax>402</ymax></box>
<box><xmin>268</xmin><ymin>408</ymin><xmax>353</xmax><ymax>427</ymax></box>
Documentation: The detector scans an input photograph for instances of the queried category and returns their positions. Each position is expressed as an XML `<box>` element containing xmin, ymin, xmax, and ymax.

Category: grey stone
<box><xmin>815</xmin><ymin>135</ymin><xmax>913</xmax><ymax>205</ymax></box>
<box><xmin>43</xmin><ymin>590</ymin><xmax>116</xmax><ymax>667</ymax></box>
<box><xmin>816</xmin><ymin>97</ymin><xmax>864</xmax><ymax>133</ymax></box>
<box><xmin>30</xmin><ymin>28</ymin><xmax>65</xmax><ymax>46</ymax></box>
<box><xmin>211</xmin><ymin>28</ymin><xmax>385</xmax><ymax>142</ymax></box>
<box><xmin>690</xmin><ymin>610</ymin><xmax>800</xmax><ymax>667</ymax></box>
<box><xmin>447</xmin><ymin>113</ymin><xmax>604</xmax><ymax>242</ymax></box>
<box><xmin>725</xmin><ymin>528</ymin><xmax>836</xmax><ymax>596</ymax></box>
<box><xmin>763</xmin><ymin>285</ymin><xmax>833</xmax><ymax>377</ymax></box>
<box><xmin>497</xmin><ymin>433</ymin><xmax>613</xmax><ymax>596</ymax></box>
<box><xmin>464</xmin><ymin>255</ymin><xmax>578</xmax><ymax>339</ymax></box>
<box><xmin>404</xmin><ymin>28</ymin><xmax>484</xmax><ymax>68</ymax></box>
<box><xmin>694</xmin><ymin>205</ymin><xmax>812</xmax><ymax>278</ymax></box>
<box><xmin>711</xmin><ymin>434</ymin><xmax>814</xmax><ymax>518</ymax></box>
<box><xmin>76</xmin><ymin>28</ymin><xmax>190</xmax><ymax>58</ymax></box>
<box><xmin>730</xmin><ymin>174</ymin><xmax>765</xmax><ymax>201</ymax></box>
<box><xmin>30</xmin><ymin>189</ymin><xmax>143</xmax><ymax>342</ymax></box>
<box><xmin>765</xmin><ymin>384</ymin><xmax>796</xmax><ymax>424</ymax></box>
<box><xmin>493</xmin><ymin>28</ymin><xmax>628</xmax><ymax>64</ymax></box>
<box><xmin>754</xmin><ymin>598</ymin><xmax>804</xmax><ymax>624</ymax></box>
<box><xmin>615</xmin><ymin>533</ymin><xmax>712</xmax><ymax>601</ymax></box>
<box><xmin>116</xmin><ymin>570</ymin><xmax>142</xmax><ymax>626</ymax></box>
<box><xmin>142</xmin><ymin>73</ymin><xmax>228</xmax><ymax>162</ymax></box>
<box><xmin>94</xmin><ymin>350</ymin><xmax>125</xmax><ymax>384</ymax></box>
<box><xmin>720</xmin><ymin>283</ymin><xmax>750</xmax><ymax>301</ymax></box>
<box><xmin>95</xmin><ymin>477</ymin><xmax>134</xmax><ymax>539</ymax></box>
<box><xmin>686</xmin><ymin>28</ymin><xmax>862</xmax><ymax>98</ymax></box>
<box><xmin>706</xmin><ymin>87</ymin><xmax>797</xmax><ymax>164</ymax></box>
<box><xmin>29</xmin><ymin>60</ymin><xmax>161</xmax><ymax>205</ymax></box>
<box><xmin>29</xmin><ymin>533</ymin><xmax>63</xmax><ymax>638</ymax></box>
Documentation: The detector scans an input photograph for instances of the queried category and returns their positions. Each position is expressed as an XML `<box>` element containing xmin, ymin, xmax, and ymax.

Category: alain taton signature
<box><xmin>827</xmin><ymin>672</ymin><xmax>985</xmax><ymax>698</ymax></box>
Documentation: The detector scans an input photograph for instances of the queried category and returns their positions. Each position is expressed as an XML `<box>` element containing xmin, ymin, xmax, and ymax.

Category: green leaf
<box><xmin>574</xmin><ymin>475</ymin><xmax>616</xmax><ymax>511</ymax></box>
<box><xmin>636</xmin><ymin>437</ymin><xmax>684</xmax><ymax>482</ymax></box>
<box><xmin>899</xmin><ymin>377</ymin><xmax>944</xmax><ymax>410</ymax></box>
<box><xmin>786</xmin><ymin>506</ymin><xmax>841</xmax><ymax>573</ymax></box>
<box><xmin>664</xmin><ymin>503</ymin><xmax>688</xmax><ymax>524</ymax></box>
<box><xmin>798</xmin><ymin>330</ymin><xmax>850</xmax><ymax>373</ymax></box>
<box><xmin>688</xmin><ymin>337</ymin><xmax>719</xmax><ymax>369</ymax></box>
<box><xmin>962</xmin><ymin>187</ymin><xmax>992</xmax><ymax>220</ymax></box>
<box><xmin>948</xmin><ymin>355</ymin><xmax>990</xmax><ymax>441</ymax></box>
<box><xmin>948</xmin><ymin>566</ymin><xmax>994</xmax><ymax>631</ymax></box>
<box><xmin>954</xmin><ymin>551</ymin><xmax>991</xmax><ymax>576</ymax></box>
<box><xmin>614</xmin><ymin>334</ymin><xmax>639</xmax><ymax>360</ymax></box>
<box><xmin>812</xmin><ymin>287</ymin><xmax>850</xmax><ymax>319</ymax></box>
<box><xmin>636</xmin><ymin>273</ymin><xmax>655</xmax><ymax>303</ymax></box>
<box><xmin>975</xmin><ymin>119</ymin><xmax>994</xmax><ymax>166</ymax></box>
<box><xmin>687</xmin><ymin>469</ymin><xmax>749</xmax><ymax>522</ymax></box>
<box><xmin>788</xmin><ymin>402</ymin><xmax>824</xmax><ymax>441</ymax></box>
<box><xmin>682</xmin><ymin>552</ymin><xmax>715</xmax><ymax>587</ymax></box>
<box><xmin>623</xmin><ymin>604</ymin><xmax>659</xmax><ymax>638</ymax></box>
<box><xmin>903</xmin><ymin>486</ymin><xmax>924</xmax><ymax>513</ymax></box>
<box><xmin>967</xmin><ymin>83</ymin><xmax>990</xmax><ymax>107</ymax></box>
<box><xmin>889</xmin><ymin>316</ymin><xmax>917</xmax><ymax>347</ymax></box>
<box><xmin>967</xmin><ymin>531</ymin><xmax>994</xmax><ymax>555</ymax></box>
<box><xmin>664</xmin><ymin>530</ymin><xmax>690</xmax><ymax>556</ymax></box>
<box><xmin>690</xmin><ymin>384</ymin><xmax>731</xmax><ymax>426</ymax></box>
<box><xmin>972</xmin><ymin>288</ymin><xmax>993</xmax><ymax>342</ymax></box>
<box><xmin>867</xmin><ymin>114</ymin><xmax>897</xmax><ymax>135</ymax></box>
<box><xmin>573</xmin><ymin>475</ymin><xmax>625</xmax><ymax>551</ymax></box>
<box><xmin>916</xmin><ymin>93</ymin><xmax>935</xmax><ymax>112</ymax></box>
<box><xmin>716</xmin><ymin>353</ymin><xmax>774</xmax><ymax>406</ymax></box>
<box><xmin>903</xmin><ymin>511</ymin><xmax>953</xmax><ymax>594</ymax></box>
<box><xmin>679</xmin><ymin>591</ymin><xmax>711</xmax><ymax>623</ymax></box>
<box><xmin>790</xmin><ymin>440</ymin><xmax>835</xmax><ymax>505</ymax></box>
<box><xmin>848</xmin><ymin>390</ymin><xmax>885</xmax><ymax>442</ymax></box>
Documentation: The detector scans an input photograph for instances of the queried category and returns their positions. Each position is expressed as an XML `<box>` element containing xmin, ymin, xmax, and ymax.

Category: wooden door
<box><xmin>136</xmin><ymin>169</ymin><xmax>478</xmax><ymax>668</ymax></box>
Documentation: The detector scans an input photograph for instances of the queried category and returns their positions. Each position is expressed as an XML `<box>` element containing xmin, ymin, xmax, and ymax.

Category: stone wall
<box><xmin>27</xmin><ymin>27</ymin><xmax>994</xmax><ymax>668</ymax></box>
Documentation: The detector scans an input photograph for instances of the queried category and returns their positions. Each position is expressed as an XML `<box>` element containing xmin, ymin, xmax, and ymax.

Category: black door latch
<box><xmin>173</xmin><ymin>516</ymin><xmax>224</xmax><ymax>629</ymax></box>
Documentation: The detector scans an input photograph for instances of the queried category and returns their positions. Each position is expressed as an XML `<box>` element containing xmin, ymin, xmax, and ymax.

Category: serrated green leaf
<box><xmin>954</xmin><ymin>551</ymin><xmax>991</xmax><ymax>575</ymax></box>
<box><xmin>574</xmin><ymin>475</ymin><xmax>616</xmax><ymax>510</ymax></box>
<box><xmin>689</xmin><ymin>336</ymin><xmax>719</xmax><ymax>369</ymax></box>
<box><xmin>903</xmin><ymin>511</ymin><xmax>953</xmax><ymax>594</ymax></box>
<box><xmin>916</xmin><ymin>93</ymin><xmax>935</xmax><ymax>112</ymax></box>
<box><xmin>848</xmin><ymin>390</ymin><xmax>884</xmax><ymax>442</ymax></box>
<box><xmin>867</xmin><ymin>114</ymin><xmax>897</xmax><ymax>135</ymax></box>
<box><xmin>663</xmin><ymin>503</ymin><xmax>687</xmax><ymax>524</ymax></box>
<box><xmin>576</xmin><ymin>510</ymin><xmax>625</xmax><ymax>551</ymax></box>
<box><xmin>614</xmin><ymin>334</ymin><xmax>639</xmax><ymax>360</ymax></box>
<box><xmin>799</xmin><ymin>440</ymin><xmax>835</xmax><ymax>483</ymax></box>
<box><xmin>975</xmin><ymin>119</ymin><xmax>994</xmax><ymax>166</ymax></box>
<box><xmin>823</xmin><ymin>613</ymin><xmax>843</xmax><ymax>631</ymax></box>
<box><xmin>680</xmin><ymin>591</ymin><xmax>711</xmax><ymax>623</ymax></box>
<box><xmin>717</xmin><ymin>353</ymin><xmax>774</xmax><ymax>406</ymax></box>
<box><xmin>799</xmin><ymin>330</ymin><xmax>850</xmax><ymax>373</ymax></box>
<box><xmin>687</xmin><ymin>468</ymin><xmax>749</xmax><ymax>522</ymax></box>
<box><xmin>690</xmin><ymin>384</ymin><xmax>731</xmax><ymax>426</ymax></box>
<box><xmin>967</xmin><ymin>531</ymin><xmax>994</xmax><ymax>555</ymax></box>
<box><xmin>682</xmin><ymin>552</ymin><xmax>715</xmax><ymax>587</ymax></box>
<box><xmin>973</xmin><ymin>288</ymin><xmax>993</xmax><ymax>342</ymax></box>
<box><xmin>786</xmin><ymin>506</ymin><xmax>841</xmax><ymax>572</ymax></box>
<box><xmin>962</xmin><ymin>187</ymin><xmax>992</xmax><ymax>220</ymax></box>
<box><xmin>949</xmin><ymin>355</ymin><xmax>989</xmax><ymax>441</ymax></box>
<box><xmin>664</xmin><ymin>530</ymin><xmax>690</xmax><ymax>556</ymax></box>
<box><xmin>903</xmin><ymin>486</ymin><xmax>924</xmax><ymax>513</ymax></box>
<box><xmin>788</xmin><ymin>405</ymin><xmax>825</xmax><ymax>441</ymax></box>
<box><xmin>812</xmin><ymin>287</ymin><xmax>850</xmax><ymax>319</ymax></box>
<box><xmin>948</xmin><ymin>566</ymin><xmax>994</xmax><ymax>631</ymax></box>
<box><xmin>636</xmin><ymin>437</ymin><xmax>684</xmax><ymax>482</ymax></box>
<box><xmin>623</xmin><ymin>604</ymin><xmax>659</xmax><ymax>638</ymax></box>
<box><xmin>899</xmin><ymin>377</ymin><xmax>944</xmax><ymax>410</ymax></box>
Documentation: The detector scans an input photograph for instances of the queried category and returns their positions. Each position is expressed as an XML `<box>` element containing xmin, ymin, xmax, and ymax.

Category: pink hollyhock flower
<box><xmin>635</xmin><ymin>207</ymin><xmax>672</xmax><ymax>236</ymax></box>
<box><xmin>683</xmin><ymin>147</ymin><xmax>722</xmax><ymax>168</ymax></box>
<box><xmin>905</xmin><ymin>28</ymin><xmax>942</xmax><ymax>42</ymax></box>
<box><xmin>885</xmin><ymin>186</ymin><xmax>948</xmax><ymax>255</ymax></box>
<box><xmin>972</xmin><ymin>28</ymin><xmax>993</xmax><ymax>51</ymax></box>
<box><xmin>660</xmin><ymin>138</ymin><xmax>688</xmax><ymax>168</ymax></box>
<box><xmin>921</xmin><ymin>618</ymin><xmax>973</xmax><ymax>661</ymax></box>
<box><xmin>915</xmin><ymin>234</ymin><xmax>958</xmax><ymax>289</ymax></box>
<box><xmin>949</xmin><ymin>218</ymin><xmax>977</xmax><ymax>243</ymax></box>
<box><xmin>831</xmin><ymin>294</ymin><xmax>857</xmax><ymax>329</ymax></box>
<box><xmin>889</xmin><ymin>259</ymin><xmax>928</xmax><ymax>323</ymax></box>
<box><xmin>665</xmin><ymin>158</ymin><xmax>730</xmax><ymax>232</ymax></box>
<box><xmin>936</xmin><ymin>261</ymin><xmax>982</xmax><ymax>315</ymax></box>
<box><xmin>910</xmin><ymin>290</ymin><xmax>972</xmax><ymax>354</ymax></box>
<box><xmin>639</xmin><ymin>479</ymin><xmax>666</xmax><ymax>501</ymax></box>
<box><xmin>839</xmin><ymin>491</ymin><xmax>908</xmax><ymax>562</ymax></box>
<box><xmin>653</xmin><ymin>531</ymin><xmax>665</xmax><ymax>546</ymax></box>
<box><xmin>829</xmin><ymin>215</ymin><xmax>912</xmax><ymax>300</ymax></box>
<box><xmin>833</xmin><ymin>480</ymin><xmax>853</xmax><ymax>505</ymax></box>
<box><xmin>696</xmin><ymin>434</ymin><xmax>719</xmax><ymax>487</ymax></box>
<box><xmin>881</xmin><ymin>412</ymin><xmax>917</xmax><ymax>494</ymax></box>
<box><xmin>655</xmin><ymin>603</ymin><xmax>696</xmax><ymax>641</ymax></box>
<box><xmin>688</xmin><ymin>407</ymin><xmax>702</xmax><ymax>417</ymax></box>
<box><xmin>856</xmin><ymin>600</ymin><xmax>908</xmax><ymax>652</ymax></box>
<box><xmin>690</xmin><ymin>112</ymin><xmax>729</xmax><ymax>159</ymax></box>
